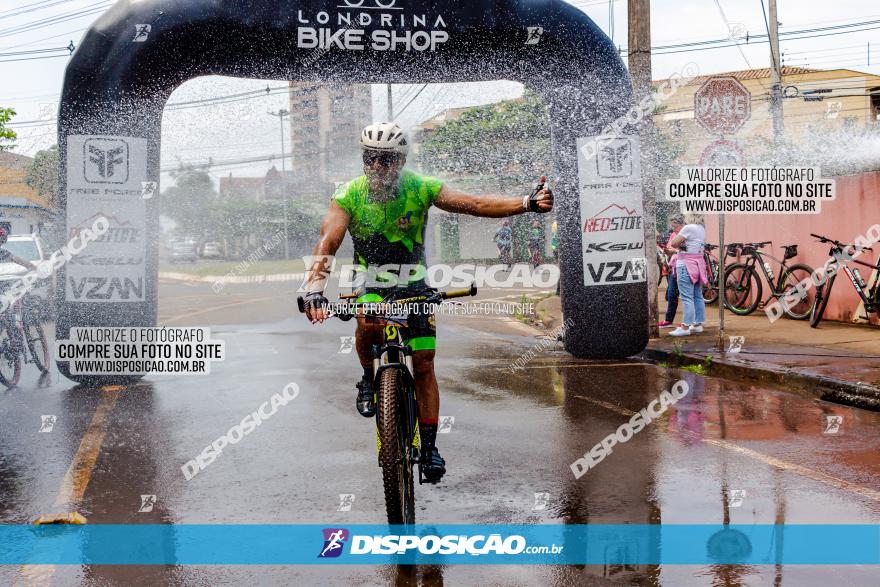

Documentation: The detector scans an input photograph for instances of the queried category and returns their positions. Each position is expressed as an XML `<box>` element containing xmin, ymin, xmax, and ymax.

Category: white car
<box><xmin>0</xmin><ymin>234</ymin><xmax>53</xmax><ymax>318</ymax></box>
<box><xmin>202</xmin><ymin>242</ymin><xmax>223</xmax><ymax>259</ymax></box>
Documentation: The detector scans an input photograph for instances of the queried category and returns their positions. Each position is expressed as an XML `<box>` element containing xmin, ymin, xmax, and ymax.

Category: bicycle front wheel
<box><xmin>24</xmin><ymin>312</ymin><xmax>49</xmax><ymax>374</ymax></box>
<box><xmin>779</xmin><ymin>264</ymin><xmax>815</xmax><ymax>320</ymax></box>
<box><xmin>0</xmin><ymin>322</ymin><xmax>21</xmax><ymax>388</ymax></box>
<box><xmin>377</xmin><ymin>367</ymin><xmax>416</xmax><ymax>525</ymax></box>
<box><xmin>723</xmin><ymin>264</ymin><xmax>762</xmax><ymax>315</ymax></box>
<box><xmin>810</xmin><ymin>273</ymin><xmax>836</xmax><ymax>328</ymax></box>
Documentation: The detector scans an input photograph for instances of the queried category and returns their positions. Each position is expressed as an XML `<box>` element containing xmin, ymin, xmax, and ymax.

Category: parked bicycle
<box><xmin>809</xmin><ymin>233</ymin><xmax>879</xmax><ymax>328</ymax></box>
<box><xmin>0</xmin><ymin>288</ymin><xmax>50</xmax><ymax>387</ymax></box>
<box><xmin>702</xmin><ymin>243</ymin><xmax>722</xmax><ymax>305</ymax></box>
<box><xmin>722</xmin><ymin>241</ymin><xmax>815</xmax><ymax>319</ymax></box>
<box><xmin>298</xmin><ymin>284</ymin><xmax>477</xmax><ymax>524</ymax></box>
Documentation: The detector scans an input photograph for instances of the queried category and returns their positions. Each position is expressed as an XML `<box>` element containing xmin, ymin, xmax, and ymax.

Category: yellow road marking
<box><xmin>55</xmin><ymin>390</ymin><xmax>120</xmax><ymax>506</ymax></box>
<box><xmin>18</xmin><ymin>388</ymin><xmax>121</xmax><ymax>586</ymax></box>
<box><xmin>574</xmin><ymin>394</ymin><xmax>880</xmax><ymax>503</ymax></box>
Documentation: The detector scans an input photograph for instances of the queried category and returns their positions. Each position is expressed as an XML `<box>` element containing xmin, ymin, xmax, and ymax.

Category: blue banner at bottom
<box><xmin>0</xmin><ymin>524</ymin><xmax>878</xmax><ymax>565</ymax></box>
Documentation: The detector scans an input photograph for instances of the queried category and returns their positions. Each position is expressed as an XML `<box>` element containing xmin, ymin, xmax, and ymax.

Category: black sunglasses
<box><xmin>363</xmin><ymin>151</ymin><xmax>403</xmax><ymax>166</ymax></box>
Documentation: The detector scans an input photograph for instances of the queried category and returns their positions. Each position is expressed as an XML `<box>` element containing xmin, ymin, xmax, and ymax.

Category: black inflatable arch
<box><xmin>57</xmin><ymin>0</ymin><xmax>648</xmax><ymax>382</ymax></box>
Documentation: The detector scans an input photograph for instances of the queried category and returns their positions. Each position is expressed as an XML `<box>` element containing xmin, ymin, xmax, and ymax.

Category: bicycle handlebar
<box><xmin>811</xmin><ymin>233</ymin><xmax>873</xmax><ymax>252</ymax></box>
<box><xmin>297</xmin><ymin>284</ymin><xmax>479</xmax><ymax>316</ymax></box>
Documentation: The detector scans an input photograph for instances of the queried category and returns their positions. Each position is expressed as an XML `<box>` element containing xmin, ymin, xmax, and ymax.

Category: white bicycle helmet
<box><xmin>360</xmin><ymin>122</ymin><xmax>409</xmax><ymax>155</ymax></box>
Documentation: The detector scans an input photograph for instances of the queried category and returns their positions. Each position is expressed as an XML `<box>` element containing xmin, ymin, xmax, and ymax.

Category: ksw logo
<box><xmin>586</xmin><ymin>260</ymin><xmax>646</xmax><ymax>284</ymax></box>
<box><xmin>584</xmin><ymin>242</ymin><xmax>644</xmax><ymax>253</ymax></box>
<box><xmin>69</xmin><ymin>277</ymin><xmax>144</xmax><ymax>301</ymax></box>
<box><xmin>318</xmin><ymin>528</ymin><xmax>349</xmax><ymax>558</ymax></box>
<box><xmin>597</xmin><ymin>139</ymin><xmax>632</xmax><ymax>178</ymax></box>
<box><xmin>84</xmin><ymin>139</ymin><xmax>129</xmax><ymax>184</ymax></box>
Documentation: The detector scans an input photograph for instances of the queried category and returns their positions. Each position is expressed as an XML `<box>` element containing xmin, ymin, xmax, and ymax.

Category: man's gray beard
<box><xmin>369</xmin><ymin>179</ymin><xmax>399</xmax><ymax>202</ymax></box>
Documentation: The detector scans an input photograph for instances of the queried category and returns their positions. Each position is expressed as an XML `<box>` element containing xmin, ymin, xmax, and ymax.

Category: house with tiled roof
<box><xmin>0</xmin><ymin>151</ymin><xmax>54</xmax><ymax>236</ymax></box>
<box><xmin>652</xmin><ymin>66</ymin><xmax>880</xmax><ymax>163</ymax></box>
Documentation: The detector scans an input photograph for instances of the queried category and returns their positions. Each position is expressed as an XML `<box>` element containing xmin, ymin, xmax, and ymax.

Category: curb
<box><xmin>159</xmin><ymin>272</ymin><xmax>304</xmax><ymax>285</ymax></box>
<box><xmin>641</xmin><ymin>346</ymin><xmax>880</xmax><ymax>411</ymax></box>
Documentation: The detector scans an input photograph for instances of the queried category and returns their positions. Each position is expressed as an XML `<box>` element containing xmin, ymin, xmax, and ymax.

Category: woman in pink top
<box><xmin>668</xmin><ymin>213</ymin><xmax>708</xmax><ymax>337</ymax></box>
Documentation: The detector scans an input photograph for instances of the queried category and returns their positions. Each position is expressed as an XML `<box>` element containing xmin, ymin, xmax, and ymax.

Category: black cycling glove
<box><xmin>523</xmin><ymin>183</ymin><xmax>553</xmax><ymax>213</ymax></box>
<box><xmin>303</xmin><ymin>291</ymin><xmax>329</xmax><ymax>313</ymax></box>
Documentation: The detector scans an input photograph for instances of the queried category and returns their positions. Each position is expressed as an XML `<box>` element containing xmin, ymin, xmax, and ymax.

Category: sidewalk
<box><xmin>536</xmin><ymin>296</ymin><xmax>880</xmax><ymax>411</ymax></box>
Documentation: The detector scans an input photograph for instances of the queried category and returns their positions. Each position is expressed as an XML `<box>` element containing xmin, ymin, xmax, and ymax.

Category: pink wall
<box><xmin>704</xmin><ymin>171</ymin><xmax>880</xmax><ymax>325</ymax></box>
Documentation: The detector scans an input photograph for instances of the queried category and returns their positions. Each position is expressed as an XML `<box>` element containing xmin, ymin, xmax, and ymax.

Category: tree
<box><xmin>161</xmin><ymin>165</ymin><xmax>218</xmax><ymax>241</ymax></box>
<box><xmin>25</xmin><ymin>145</ymin><xmax>59</xmax><ymax>207</ymax></box>
<box><xmin>415</xmin><ymin>91</ymin><xmax>552</xmax><ymax>189</ymax></box>
<box><xmin>0</xmin><ymin>107</ymin><xmax>16</xmax><ymax>152</ymax></box>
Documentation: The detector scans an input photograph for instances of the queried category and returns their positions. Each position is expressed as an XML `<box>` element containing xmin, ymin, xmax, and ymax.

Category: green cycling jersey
<box><xmin>333</xmin><ymin>169</ymin><xmax>444</xmax><ymax>275</ymax></box>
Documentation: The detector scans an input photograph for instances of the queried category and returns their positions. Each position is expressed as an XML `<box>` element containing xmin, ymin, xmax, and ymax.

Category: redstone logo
<box><xmin>583</xmin><ymin>204</ymin><xmax>642</xmax><ymax>233</ymax></box>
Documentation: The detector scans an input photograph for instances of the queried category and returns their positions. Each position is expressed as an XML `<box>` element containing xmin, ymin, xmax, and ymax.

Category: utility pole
<box><xmin>387</xmin><ymin>84</ymin><xmax>393</xmax><ymax>120</ymax></box>
<box><xmin>628</xmin><ymin>0</ymin><xmax>660</xmax><ymax>338</ymax></box>
<box><xmin>267</xmin><ymin>108</ymin><xmax>291</xmax><ymax>260</ymax></box>
<box><xmin>768</xmin><ymin>0</ymin><xmax>784</xmax><ymax>140</ymax></box>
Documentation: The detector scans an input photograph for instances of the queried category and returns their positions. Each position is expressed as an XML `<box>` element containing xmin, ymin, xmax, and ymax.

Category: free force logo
<box><xmin>84</xmin><ymin>138</ymin><xmax>129</xmax><ymax>184</ymax></box>
<box><xmin>597</xmin><ymin>138</ymin><xmax>632</xmax><ymax>178</ymax></box>
<box><xmin>319</xmin><ymin>528</ymin><xmax>349</xmax><ymax>558</ymax></box>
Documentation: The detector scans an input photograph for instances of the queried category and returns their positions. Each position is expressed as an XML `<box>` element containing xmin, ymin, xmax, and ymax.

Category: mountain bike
<box><xmin>498</xmin><ymin>243</ymin><xmax>512</xmax><ymax>268</ymax></box>
<box><xmin>702</xmin><ymin>243</ymin><xmax>722</xmax><ymax>304</ymax></box>
<box><xmin>0</xmin><ymin>290</ymin><xmax>50</xmax><ymax>387</ymax></box>
<box><xmin>809</xmin><ymin>233</ymin><xmax>879</xmax><ymax>328</ymax></box>
<box><xmin>298</xmin><ymin>284</ymin><xmax>478</xmax><ymax>524</ymax></box>
<box><xmin>722</xmin><ymin>241</ymin><xmax>815</xmax><ymax>319</ymax></box>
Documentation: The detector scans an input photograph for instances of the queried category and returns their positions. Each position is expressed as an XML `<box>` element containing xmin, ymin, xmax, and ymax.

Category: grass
<box><xmin>513</xmin><ymin>292</ymin><xmax>556</xmax><ymax>325</ymax></box>
<box><xmin>660</xmin><ymin>348</ymin><xmax>714</xmax><ymax>375</ymax></box>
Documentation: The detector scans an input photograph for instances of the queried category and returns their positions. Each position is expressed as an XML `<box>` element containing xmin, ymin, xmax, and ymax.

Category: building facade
<box><xmin>653</xmin><ymin>66</ymin><xmax>880</xmax><ymax>164</ymax></box>
<box><xmin>287</xmin><ymin>82</ymin><xmax>372</xmax><ymax>201</ymax></box>
<box><xmin>0</xmin><ymin>151</ymin><xmax>54</xmax><ymax>236</ymax></box>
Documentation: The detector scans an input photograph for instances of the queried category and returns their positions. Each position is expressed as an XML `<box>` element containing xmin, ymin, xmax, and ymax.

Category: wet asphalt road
<box><xmin>1</xmin><ymin>280</ymin><xmax>879</xmax><ymax>586</ymax></box>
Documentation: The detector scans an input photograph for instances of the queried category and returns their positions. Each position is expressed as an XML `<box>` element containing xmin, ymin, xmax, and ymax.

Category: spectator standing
<box><xmin>668</xmin><ymin>213</ymin><xmax>708</xmax><ymax>337</ymax></box>
<box><xmin>659</xmin><ymin>214</ymin><xmax>684</xmax><ymax>328</ymax></box>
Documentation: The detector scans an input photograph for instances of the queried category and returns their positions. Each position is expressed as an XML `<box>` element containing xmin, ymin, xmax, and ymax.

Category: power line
<box><xmin>0</xmin><ymin>0</ymin><xmax>77</xmax><ymax>22</ymax></box>
<box><xmin>393</xmin><ymin>84</ymin><xmax>428</xmax><ymax>118</ymax></box>
<box><xmin>0</xmin><ymin>1</ymin><xmax>111</xmax><ymax>39</ymax></box>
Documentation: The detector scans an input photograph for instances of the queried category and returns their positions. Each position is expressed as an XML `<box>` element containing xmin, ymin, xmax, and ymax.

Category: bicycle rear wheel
<box><xmin>810</xmin><ymin>274</ymin><xmax>835</xmax><ymax>328</ymax></box>
<box><xmin>377</xmin><ymin>367</ymin><xmax>416</xmax><ymax>525</ymax></box>
<box><xmin>704</xmin><ymin>259</ymin><xmax>720</xmax><ymax>305</ymax></box>
<box><xmin>723</xmin><ymin>264</ymin><xmax>762</xmax><ymax>315</ymax></box>
<box><xmin>0</xmin><ymin>322</ymin><xmax>21</xmax><ymax>388</ymax></box>
<box><xmin>24</xmin><ymin>312</ymin><xmax>49</xmax><ymax>374</ymax></box>
<box><xmin>779</xmin><ymin>264</ymin><xmax>815</xmax><ymax>320</ymax></box>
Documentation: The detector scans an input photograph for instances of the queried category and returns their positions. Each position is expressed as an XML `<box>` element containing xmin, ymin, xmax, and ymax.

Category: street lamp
<box><xmin>268</xmin><ymin>108</ymin><xmax>291</xmax><ymax>260</ymax></box>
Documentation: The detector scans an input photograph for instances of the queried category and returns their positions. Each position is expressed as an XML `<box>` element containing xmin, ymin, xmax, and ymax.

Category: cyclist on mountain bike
<box><xmin>527</xmin><ymin>221</ymin><xmax>544</xmax><ymax>268</ymax></box>
<box><xmin>493</xmin><ymin>220</ymin><xmax>513</xmax><ymax>267</ymax></box>
<box><xmin>302</xmin><ymin>122</ymin><xmax>553</xmax><ymax>483</ymax></box>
